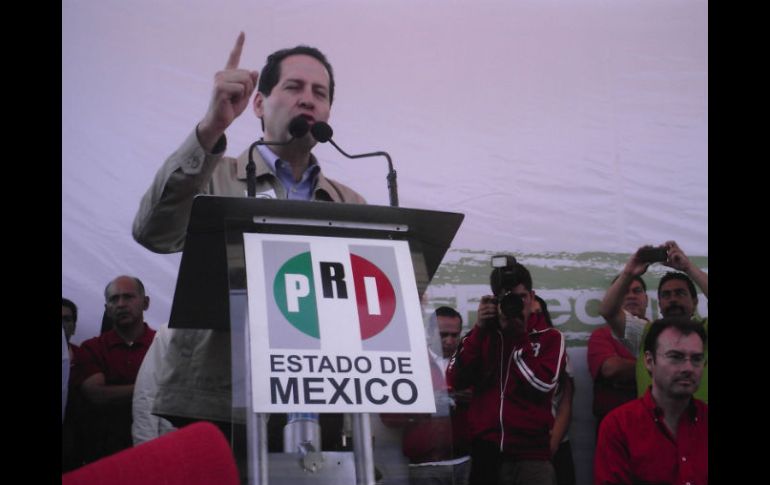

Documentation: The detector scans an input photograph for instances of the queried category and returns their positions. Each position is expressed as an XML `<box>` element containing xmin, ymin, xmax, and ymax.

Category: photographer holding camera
<box><xmin>446</xmin><ymin>256</ymin><xmax>566</xmax><ymax>485</ymax></box>
<box><xmin>597</xmin><ymin>240</ymin><xmax>708</xmax><ymax>403</ymax></box>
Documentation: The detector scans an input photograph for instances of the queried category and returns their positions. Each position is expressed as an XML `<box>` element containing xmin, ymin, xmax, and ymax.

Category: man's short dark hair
<box><xmin>62</xmin><ymin>298</ymin><xmax>78</xmax><ymax>323</ymax></box>
<box><xmin>611</xmin><ymin>273</ymin><xmax>647</xmax><ymax>292</ymax></box>
<box><xmin>258</xmin><ymin>46</ymin><xmax>335</xmax><ymax>104</ymax></box>
<box><xmin>435</xmin><ymin>306</ymin><xmax>462</xmax><ymax>324</ymax></box>
<box><xmin>657</xmin><ymin>272</ymin><xmax>697</xmax><ymax>300</ymax></box>
<box><xmin>643</xmin><ymin>317</ymin><xmax>707</xmax><ymax>356</ymax></box>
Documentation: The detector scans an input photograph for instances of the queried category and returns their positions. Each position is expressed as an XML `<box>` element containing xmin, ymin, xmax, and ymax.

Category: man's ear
<box><xmin>253</xmin><ymin>91</ymin><xmax>264</xmax><ymax>117</ymax></box>
<box><xmin>644</xmin><ymin>350</ymin><xmax>654</xmax><ymax>375</ymax></box>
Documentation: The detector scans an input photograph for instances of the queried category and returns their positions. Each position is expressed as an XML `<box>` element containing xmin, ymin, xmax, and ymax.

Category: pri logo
<box><xmin>264</xmin><ymin>241</ymin><xmax>409</xmax><ymax>351</ymax></box>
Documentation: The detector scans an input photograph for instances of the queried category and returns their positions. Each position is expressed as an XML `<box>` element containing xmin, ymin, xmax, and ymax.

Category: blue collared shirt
<box><xmin>257</xmin><ymin>144</ymin><xmax>320</xmax><ymax>201</ymax></box>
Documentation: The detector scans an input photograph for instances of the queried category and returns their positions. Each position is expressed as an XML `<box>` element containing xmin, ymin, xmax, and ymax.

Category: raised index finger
<box><xmin>225</xmin><ymin>31</ymin><xmax>245</xmax><ymax>70</ymax></box>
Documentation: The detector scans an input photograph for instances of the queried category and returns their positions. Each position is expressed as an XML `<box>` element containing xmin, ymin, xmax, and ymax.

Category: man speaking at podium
<box><xmin>132</xmin><ymin>33</ymin><xmax>365</xmax><ymax>448</ymax></box>
<box><xmin>134</xmin><ymin>32</ymin><xmax>364</xmax><ymax>252</ymax></box>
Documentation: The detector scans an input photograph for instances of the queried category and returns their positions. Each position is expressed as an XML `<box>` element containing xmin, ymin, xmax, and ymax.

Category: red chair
<box><xmin>62</xmin><ymin>421</ymin><xmax>239</xmax><ymax>485</ymax></box>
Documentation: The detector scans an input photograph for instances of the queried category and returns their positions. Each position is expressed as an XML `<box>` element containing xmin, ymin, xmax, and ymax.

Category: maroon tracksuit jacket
<box><xmin>446</xmin><ymin>318</ymin><xmax>566</xmax><ymax>460</ymax></box>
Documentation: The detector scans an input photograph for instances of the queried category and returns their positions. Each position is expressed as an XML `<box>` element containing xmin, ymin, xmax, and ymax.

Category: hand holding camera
<box><xmin>497</xmin><ymin>291</ymin><xmax>527</xmax><ymax>335</ymax></box>
<box><xmin>476</xmin><ymin>295</ymin><xmax>499</xmax><ymax>329</ymax></box>
<box><xmin>479</xmin><ymin>255</ymin><xmax>531</xmax><ymax>334</ymax></box>
<box><xmin>661</xmin><ymin>240</ymin><xmax>692</xmax><ymax>273</ymax></box>
<box><xmin>630</xmin><ymin>241</ymin><xmax>691</xmax><ymax>273</ymax></box>
<box><xmin>625</xmin><ymin>244</ymin><xmax>667</xmax><ymax>277</ymax></box>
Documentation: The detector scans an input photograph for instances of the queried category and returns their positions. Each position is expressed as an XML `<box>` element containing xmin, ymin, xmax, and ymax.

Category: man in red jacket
<box><xmin>447</xmin><ymin>256</ymin><xmax>566</xmax><ymax>485</ymax></box>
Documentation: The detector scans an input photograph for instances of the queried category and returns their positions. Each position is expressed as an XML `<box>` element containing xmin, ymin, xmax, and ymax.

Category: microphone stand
<box><xmin>246</xmin><ymin>138</ymin><xmax>295</xmax><ymax>197</ymax></box>
<box><xmin>246</xmin><ymin>117</ymin><xmax>310</xmax><ymax>197</ymax></box>
<box><xmin>324</xmin><ymin>138</ymin><xmax>399</xmax><ymax>208</ymax></box>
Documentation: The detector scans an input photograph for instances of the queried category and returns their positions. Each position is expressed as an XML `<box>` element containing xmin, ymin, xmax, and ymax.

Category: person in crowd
<box><xmin>533</xmin><ymin>296</ymin><xmax>575</xmax><ymax>485</ymax></box>
<box><xmin>77</xmin><ymin>276</ymin><xmax>156</xmax><ymax>462</ymax></box>
<box><xmin>447</xmin><ymin>256</ymin><xmax>566</xmax><ymax>485</ymax></box>
<box><xmin>382</xmin><ymin>306</ymin><xmax>471</xmax><ymax>485</ymax></box>
<box><xmin>598</xmin><ymin>241</ymin><xmax>708</xmax><ymax>402</ymax></box>
<box><xmin>590</xmin><ymin>274</ymin><xmax>647</xmax><ymax>433</ymax></box>
<box><xmin>132</xmin><ymin>323</ymin><xmax>177</xmax><ymax>445</ymax></box>
<box><xmin>594</xmin><ymin>317</ymin><xmax>707</xmax><ymax>484</ymax></box>
<box><xmin>62</xmin><ymin>297</ymin><xmax>78</xmax><ymax>344</ymax></box>
<box><xmin>62</xmin><ymin>326</ymin><xmax>69</xmax><ymax>424</ymax></box>
<box><xmin>62</xmin><ymin>297</ymin><xmax>87</xmax><ymax>471</ymax></box>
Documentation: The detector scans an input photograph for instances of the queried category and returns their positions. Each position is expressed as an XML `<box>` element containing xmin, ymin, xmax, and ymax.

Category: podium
<box><xmin>168</xmin><ymin>195</ymin><xmax>464</xmax><ymax>485</ymax></box>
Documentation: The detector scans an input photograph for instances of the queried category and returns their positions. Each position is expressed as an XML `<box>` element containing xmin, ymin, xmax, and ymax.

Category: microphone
<box><xmin>309</xmin><ymin>122</ymin><xmax>333</xmax><ymax>143</ymax></box>
<box><xmin>310</xmin><ymin>122</ymin><xmax>399</xmax><ymax>207</ymax></box>
<box><xmin>246</xmin><ymin>116</ymin><xmax>310</xmax><ymax>197</ymax></box>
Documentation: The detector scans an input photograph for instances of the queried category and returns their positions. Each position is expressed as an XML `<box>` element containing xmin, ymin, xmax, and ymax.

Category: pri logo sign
<box><xmin>264</xmin><ymin>240</ymin><xmax>410</xmax><ymax>352</ymax></box>
<box><xmin>244</xmin><ymin>234</ymin><xmax>434</xmax><ymax>413</ymax></box>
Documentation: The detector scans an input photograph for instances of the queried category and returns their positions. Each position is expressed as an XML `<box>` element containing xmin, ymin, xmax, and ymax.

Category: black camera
<box><xmin>489</xmin><ymin>254</ymin><xmax>529</xmax><ymax>320</ymax></box>
<box><xmin>497</xmin><ymin>290</ymin><xmax>525</xmax><ymax>320</ymax></box>
<box><xmin>637</xmin><ymin>246</ymin><xmax>668</xmax><ymax>263</ymax></box>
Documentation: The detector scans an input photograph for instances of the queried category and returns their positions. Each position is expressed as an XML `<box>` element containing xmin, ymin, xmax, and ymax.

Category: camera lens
<box><xmin>499</xmin><ymin>291</ymin><xmax>524</xmax><ymax>319</ymax></box>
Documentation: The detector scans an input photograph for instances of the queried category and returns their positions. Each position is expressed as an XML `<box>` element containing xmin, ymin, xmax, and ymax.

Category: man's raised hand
<box><xmin>197</xmin><ymin>32</ymin><xmax>260</xmax><ymax>151</ymax></box>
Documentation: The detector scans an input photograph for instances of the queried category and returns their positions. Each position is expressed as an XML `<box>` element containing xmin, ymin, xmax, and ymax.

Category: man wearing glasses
<box><xmin>593</xmin><ymin>317</ymin><xmax>708</xmax><ymax>485</ymax></box>
<box><xmin>597</xmin><ymin>241</ymin><xmax>708</xmax><ymax>403</ymax></box>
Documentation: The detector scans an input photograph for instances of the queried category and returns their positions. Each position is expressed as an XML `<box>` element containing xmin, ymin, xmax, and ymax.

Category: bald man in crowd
<box><xmin>77</xmin><ymin>275</ymin><xmax>156</xmax><ymax>462</ymax></box>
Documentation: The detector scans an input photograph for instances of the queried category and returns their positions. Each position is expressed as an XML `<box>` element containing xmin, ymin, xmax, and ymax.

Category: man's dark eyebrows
<box><xmin>281</xmin><ymin>78</ymin><xmax>328</xmax><ymax>92</ymax></box>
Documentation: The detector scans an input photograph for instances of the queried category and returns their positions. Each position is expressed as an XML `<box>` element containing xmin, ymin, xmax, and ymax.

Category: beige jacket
<box><xmin>133</xmin><ymin>129</ymin><xmax>366</xmax><ymax>253</ymax></box>
<box><xmin>132</xmin><ymin>129</ymin><xmax>366</xmax><ymax>423</ymax></box>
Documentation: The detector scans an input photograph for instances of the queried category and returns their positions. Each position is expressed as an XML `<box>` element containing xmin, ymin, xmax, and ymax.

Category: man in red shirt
<box><xmin>588</xmin><ymin>274</ymin><xmax>648</xmax><ymax>434</ymax></box>
<box><xmin>594</xmin><ymin>317</ymin><xmax>707</xmax><ymax>485</ymax></box>
<box><xmin>78</xmin><ymin>275</ymin><xmax>156</xmax><ymax>462</ymax></box>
